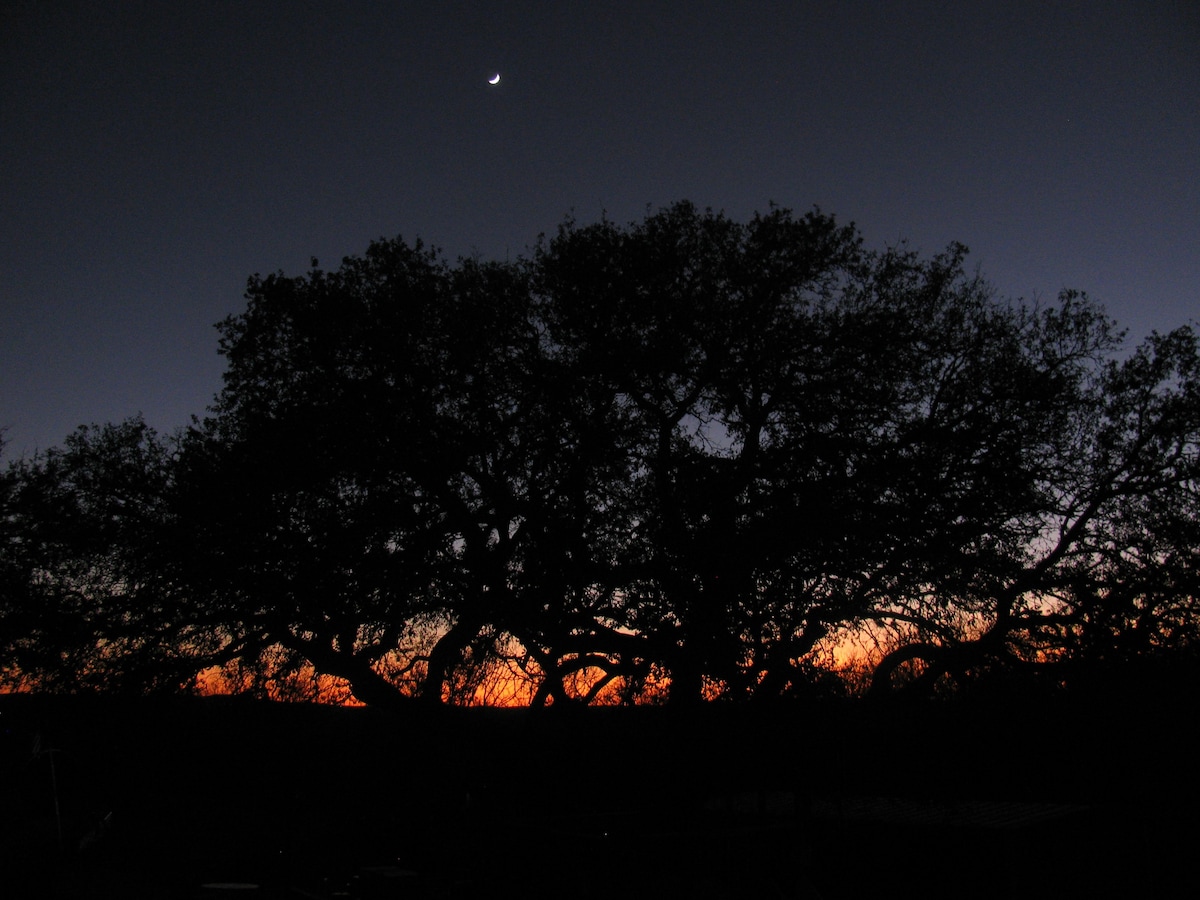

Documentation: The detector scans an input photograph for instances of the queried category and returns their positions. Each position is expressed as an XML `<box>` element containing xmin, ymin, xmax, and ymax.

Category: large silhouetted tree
<box><xmin>4</xmin><ymin>203</ymin><xmax>1198</xmax><ymax>704</ymax></box>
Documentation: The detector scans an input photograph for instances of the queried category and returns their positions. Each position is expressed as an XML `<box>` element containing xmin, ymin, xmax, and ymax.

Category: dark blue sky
<box><xmin>3</xmin><ymin>1</ymin><xmax>1197</xmax><ymax>455</ymax></box>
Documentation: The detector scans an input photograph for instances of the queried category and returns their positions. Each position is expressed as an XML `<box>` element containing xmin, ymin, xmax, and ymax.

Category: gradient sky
<box><xmin>3</xmin><ymin>1</ymin><xmax>1198</xmax><ymax>456</ymax></box>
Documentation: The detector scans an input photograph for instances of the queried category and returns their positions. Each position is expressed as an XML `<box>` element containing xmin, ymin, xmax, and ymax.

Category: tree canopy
<box><xmin>4</xmin><ymin>202</ymin><xmax>1198</xmax><ymax>705</ymax></box>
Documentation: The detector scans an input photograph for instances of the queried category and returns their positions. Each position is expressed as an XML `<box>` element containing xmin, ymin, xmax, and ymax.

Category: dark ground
<box><xmin>1</xmin><ymin>683</ymin><xmax>1196</xmax><ymax>899</ymax></box>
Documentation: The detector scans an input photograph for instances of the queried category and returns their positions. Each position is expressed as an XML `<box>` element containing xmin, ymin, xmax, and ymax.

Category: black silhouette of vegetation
<box><xmin>2</xmin><ymin>202</ymin><xmax>1198</xmax><ymax>707</ymax></box>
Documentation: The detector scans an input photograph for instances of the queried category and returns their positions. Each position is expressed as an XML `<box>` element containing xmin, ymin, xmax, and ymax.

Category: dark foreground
<box><xmin>1</xmin><ymin>687</ymin><xmax>1196</xmax><ymax>899</ymax></box>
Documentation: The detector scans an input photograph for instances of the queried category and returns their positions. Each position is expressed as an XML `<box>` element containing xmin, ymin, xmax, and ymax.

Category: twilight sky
<box><xmin>2</xmin><ymin>1</ymin><xmax>1197</xmax><ymax>455</ymax></box>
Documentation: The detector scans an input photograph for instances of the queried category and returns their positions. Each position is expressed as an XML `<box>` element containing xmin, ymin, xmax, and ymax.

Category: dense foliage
<box><xmin>3</xmin><ymin>203</ymin><xmax>1198</xmax><ymax>705</ymax></box>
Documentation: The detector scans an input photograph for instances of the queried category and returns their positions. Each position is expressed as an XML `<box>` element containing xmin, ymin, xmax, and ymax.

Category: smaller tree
<box><xmin>0</xmin><ymin>418</ymin><xmax>206</xmax><ymax>692</ymax></box>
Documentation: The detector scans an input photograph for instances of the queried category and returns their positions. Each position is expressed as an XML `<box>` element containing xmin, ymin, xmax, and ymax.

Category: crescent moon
<box><xmin>488</xmin><ymin>73</ymin><xmax>501</xmax><ymax>85</ymax></box>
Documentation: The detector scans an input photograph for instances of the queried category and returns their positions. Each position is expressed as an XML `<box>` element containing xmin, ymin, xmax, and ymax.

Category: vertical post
<box><xmin>48</xmin><ymin>747</ymin><xmax>64</xmax><ymax>855</ymax></box>
<box><xmin>34</xmin><ymin>731</ymin><xmax>65</xmax><ymax>857</ymax></box>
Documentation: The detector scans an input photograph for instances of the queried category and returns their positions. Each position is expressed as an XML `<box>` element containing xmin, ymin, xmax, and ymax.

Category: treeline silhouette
<box><xmin>3</xmin><ymin>201</ymin><xmax>1198</xmax><ymax>707</ymax></box>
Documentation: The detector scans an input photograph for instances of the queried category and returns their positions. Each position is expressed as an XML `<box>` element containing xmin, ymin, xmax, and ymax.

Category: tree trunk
<box><xmin>344</xmin><ymin>666</ymin><xmax>412</xmax><ymax>711</ymax></box>
<box><xmin>420</xmin><ymin>618</ymin><xmax>482</xmax><ymax>705</ymax></box>
<box><xmin>666</xmin><ymin>658</ymin><xmax>705</xmax><ymax>706</ymax></box>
